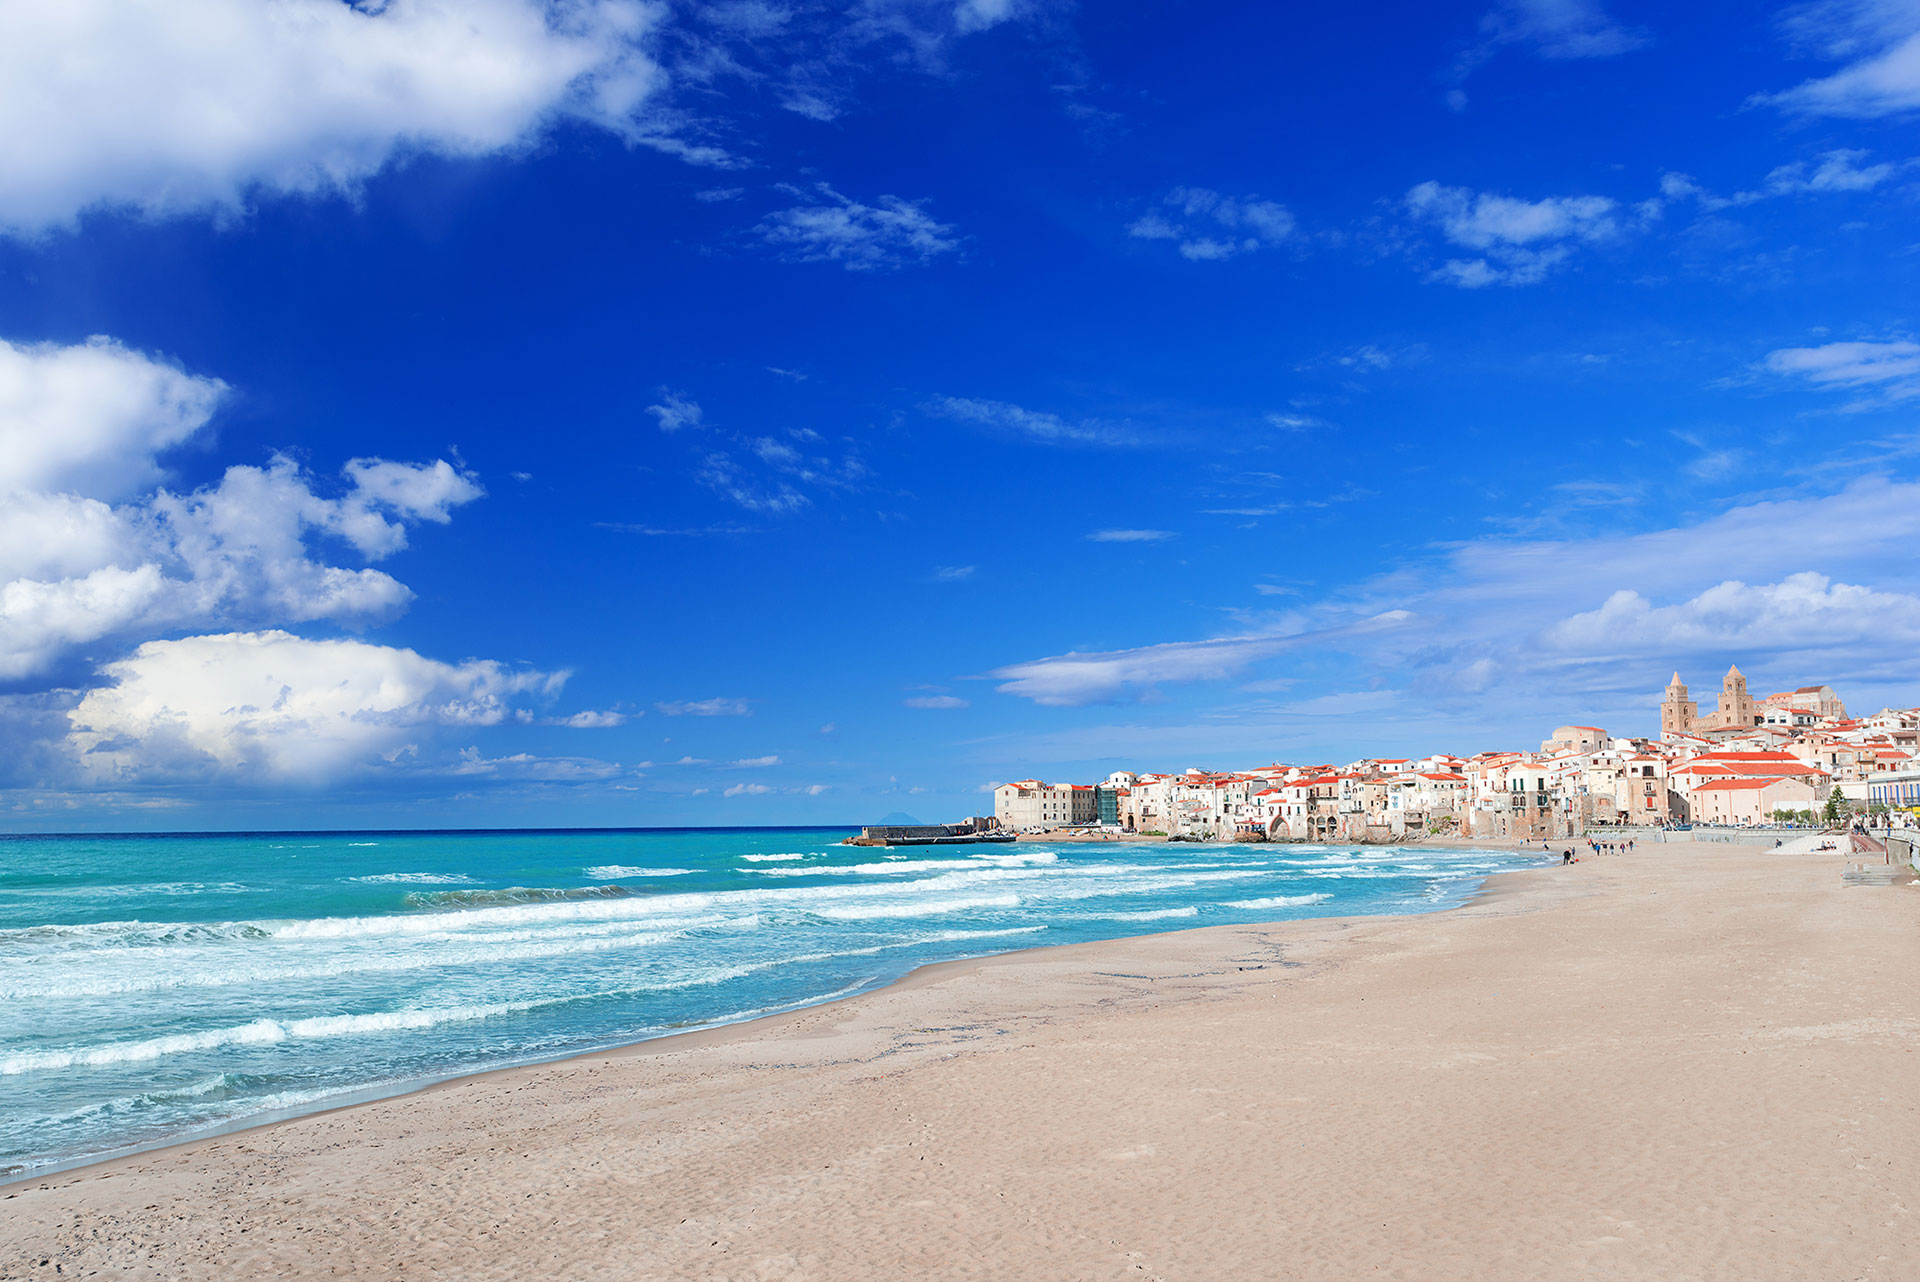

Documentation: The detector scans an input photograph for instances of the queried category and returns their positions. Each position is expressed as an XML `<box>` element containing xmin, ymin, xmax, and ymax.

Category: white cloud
<box><xmin>989</xmin><ymin>474</ymin><xmax>1920</xmax><ymax>718</ymax></box>
<box><xmin>990</xmin><ymin>614</ymin><xmax>1411</xmax><ymax>707</ymax></box>
<box><xmin>553</xmin><ymin>709</ymin><xmax>629</xmax><ymax>728</ymax></box>
<box><xmin>646</xmin><ymin>392</ymin><xmax>705</xmax><ymax>432</ymax></box>
<box><xmin>904</xmin><ymin>694</ymin><xmax>970</xmax><ymax>709</ymax></box>
<box><xmin>0</xmin><ymin>336</ymin><xmax>227</xmax><ymax>500</ymax></box>
<box><xmin>1405</xmin><ymin>180</ymin><xmax>1644</xmax><ymax>286</ymax></box>
<box><xmin>925</xmin><ymin>396</ymin><xmax>1134</xmax><ymax>447</ymax></box>
<box><xmin>0</xmin><ymin>0</ymin><xmax>670</xmax><ymax>235</ymax></box>
<box><xmin>1265</xmin><ymin>413</ymin><xmax>1324</xmax><ymax>431</ymax></box>
<box><xmin>1544</xmin><ymin>573</ymin><xmax>1920</xmax><ymax>657</ymax></box>
<box><xmin>730</xmin><ymin>753</ymin><xmax>781</xmax><ymax>766</ymax></box>
<box><xmin>68</xmin><ymin>631</ymin><xmax>561</xmax><ymax>783</ymax></box>
<box><xmin>954</xmin><ymin>0</ymin><xmax>1022</xmax><ymax>33</ymax></box>
<box><xmin>0</xmin><ymin>335</ymin><xmax>484</xmax><ymax>681</ymax></box>
<box><xmin>723</xmin><ymin>782</ymin><xmax>774</xmax><ymax>796</ymax></box>
<box><xmin>1472</xmin><ymin>0</ymin><xmax>1646</xmax><ymax>59</ymax></box>
<box><xmin>1762</xmin><ymin>1</ymin><xmax>1920</xmax><ymax>118</ymax></box>
<box><xmin>756</xmin><ymin>183</ymin><xmax>959</xmax><ymax>270</ymax></box>
<box><xmin>1764</xmin><ymin>339</ymin><xmax>1920</xmax><ymax>401</ymax></box>
<box><xmin>655</xmin><ymin>696</ymin><xmax>753</xmax><ymax>716</ymax></box>
<box><xmin>932</xmin><ymin>565</ymin><xmax>977</xmax><ymax>581</ymax></box>
<box><xmin>696</xmin><ymin>451</ymin><xmax>811</xmax><ymax>514</ymax></box>
<box><xmin>0</xmin><ymin>453</ymin><xmax>484</xmax><ymax>681</ymax></box>
<box><xmin>1086</xmin><ymin>529</ymin><xmax>1175</xmax><ymax>543</ymax></box>
<box><xmin>1763</xmin><ymin>148</ymin><xmax>1899</xmax><ymax>193</ymax></box>
<box><xmin>1128</xmin><ymin>187</ymin><xmax>1294</xmax><ymax>262</ymax></box>
<box><xmin>450</xmin><ymin>748</ymin><xmax>625</xmax><ymax>780</ymax></box>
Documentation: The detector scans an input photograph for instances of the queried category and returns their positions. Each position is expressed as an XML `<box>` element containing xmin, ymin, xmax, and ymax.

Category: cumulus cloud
<box><xmin>68</xmin><ymin>631</ymin><xmax>562</xmax><ymax>783</ymax></box>
<box><xmin>655</xmin><ymin>696</ymin><xmax>753</xmax><ymax>716</ymax></box>
<box><xmin>993</xmin><ymin>470</ymin><xmax>1920</xmax><ymax>717</ymax></box>
<box><xmin>0</xmin><ymin>336</ymin><xmax>483</xmax><ymax>682</ymax></box>
<box><xmin>1543</xmin><ymin>573</ymin><xmax>1920</xmax><ymax>657</ymax></box>
<box><xmin>723</xmin><ymin>781</ymin><xmax>774</xmax><ymax>796</ymax></box>
<box><xmin>0</xmin><ymin>336</ymin><xmax>227</xmax><ymax>500</ymax></box>
<box><xmin>730</xmin><ymin>753</ymin><xmax>781</xmax><ymax>766</ymax></box>
<box><xmin>0</xmin><ymin>0</ymin><xmax>672</xmax><ymax>235</ymax></box>
<box><xmin>755</xmin><ymin>183</ymin><xmax>959</xmax><ymax>270</ymax></box>
<box><xmin>1405</xmin><ymin>180</ymin><xmax>1649</xmax><ymax>286</ymax></box>
<box><xmin>904</xmin><ymin>694</ymin><xmax>969</xmax><ymax>709</ymax></box>
<box><xmin>1127</xmin><ymin>188</ymin><xmax>1294</xmax><ymax>262</ymax></box>
<box><xmin>1761</xmin><ymin>0</ymin><xmax>1920</xmax><ymax>118</ymax></box>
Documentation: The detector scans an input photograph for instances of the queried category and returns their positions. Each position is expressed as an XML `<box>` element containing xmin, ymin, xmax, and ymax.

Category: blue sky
<box><xmin>1</xmin><ymin>0</ymin><xmax>1918</xmax><ymax>830</ymax></box>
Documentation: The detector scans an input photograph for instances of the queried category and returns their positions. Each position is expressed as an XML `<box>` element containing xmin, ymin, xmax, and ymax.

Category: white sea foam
<box><xmin>739</xmin><ymin>852</ymin><xmax>807</xmax><ymax>862</ymax></box>
<box><xmin>581</xmin><ymin>866</ymin><xmax>696</xmax><ymax>879</ymax></box>
<box><xmin>813</xmin><ymin>893</ymin><xmax>1022</xmax><ymax>921</ymax></box>
<box><xmin>967</xmin><ymin>850</ymin><xmax>1059</xmax><ymax>867</ymax></box>
<box><xmin>350</xmin><ymin>873</ymin><xmax>478</xmax><ymax>885</ymax></box>
<box><xmin>1224</xmin><ymin>893</ymin><xmax>1333</xmax><ymax>910</ymax></box>
<box><xmin>0</xmin><ymin>924</ymin><xmax>710</xmax><ymax>1002</ymax></box>
<box><xmin>754</xmin><ymin>858</ymin><xmax>978</xmax><ymax>877</ymax></box>
<box><xmin>1093</xmin><ymin>906</ymin><xmax>1200</xmax><ymax>921</ymax></box>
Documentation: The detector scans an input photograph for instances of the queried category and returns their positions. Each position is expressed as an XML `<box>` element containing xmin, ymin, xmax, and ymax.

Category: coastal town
<box><xmin>993</xmin><ymin>666</ymin><xmax>1920</xmax><ymax>841</ymax></box>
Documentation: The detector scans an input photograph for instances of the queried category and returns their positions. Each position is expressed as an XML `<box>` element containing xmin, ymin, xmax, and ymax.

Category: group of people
<box><xmin>1551</xmin><ymin>836</ymin><xmax>1635</xmax><ymax>865</ymax></box>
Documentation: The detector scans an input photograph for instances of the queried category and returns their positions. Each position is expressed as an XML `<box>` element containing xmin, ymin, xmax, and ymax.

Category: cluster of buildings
<box><xmin>992</xmin><ymin>666</ymin><xmax>1920</xmax><ymax>841</ymax></box>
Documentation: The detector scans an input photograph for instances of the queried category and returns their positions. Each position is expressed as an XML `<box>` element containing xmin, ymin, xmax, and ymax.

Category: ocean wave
<box><xmin>812</xmin><ymin>893</ymin><xmax>1022</xmax><ymax>921</ymax></box>
<box><xmin>753</xmin><ymin>858</ymin><xmax>966</xmax><ymax>877</ymax></box>
<box><xmin>403</xmin><ymin>884</ymin><xmax>641</xmax><ymax>909</ymax></box>
<box><xmin>0</xmin><ymin>923</ymin><xmax>719</xmax><ymax>1002</ymax></box>
<box><xmin>0</xmin><ymin>986</ymin><xmax>652</xmax><ymax>1078</ymax></box>
<box><xmin>1089</xmin><ymin>906</ymin><xmax>1200</xmax><ymax>921</ymax></box>
<box><xmin>351</xmin><ymin>872</ymin><xmax>478</xmax><ymax>885</ymax></box>
<box><xmin>582</xmin><ymin>866</ymin><xmax>696</xmax><ymax>880</ymax></box>
<box><xmin>1224</xmin><ymin>893</ymin><xmax>1333</xmax><ymax>910</ymax></box>
<box><xmin>967</xmin><ymin>850</ymin><xmax>1059</xmax><ymax>867</ymax></box>
<box><xmin>3</xmin><ymin>923</ymin><xmax>1066</xmax><ymax>1077</ymax></box>
<box><xmin>739</xmin><ymin>852</ymin><xmax>807</xmax><ymax>862</ymax></box>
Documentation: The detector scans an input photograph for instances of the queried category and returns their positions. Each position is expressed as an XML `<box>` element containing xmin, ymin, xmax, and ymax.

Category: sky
<box><xmin>1</xmin><ymin>0</ymin><xmax>1918</xmax><ymax>831</ymax></box>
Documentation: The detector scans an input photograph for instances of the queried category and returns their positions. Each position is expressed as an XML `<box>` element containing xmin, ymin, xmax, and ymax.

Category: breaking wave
<box><xmin>351</xmin><ymin>873</ymin><xmax>478</xmax><ymax>885</ymax></box>
<box><xmin>403</xmin><ymin>885</ymin><xmax>640</xmax><ymax>909</ymax></box>
<box><xmin>1223</xmin><ymin>893</ymin><xmax>1333</xmax><ymax>910</ymax></box>
<box><xmin>582</xmin><ymin>866</ymin><xmax>696</xmax><ymax>880</ymax></box>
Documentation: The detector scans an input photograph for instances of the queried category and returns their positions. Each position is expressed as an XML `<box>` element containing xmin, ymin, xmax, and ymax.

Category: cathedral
<box><xmin>1662</xmin><ymin>665</ymin><xmax>1757</xmax><ymax>737</ymax></box>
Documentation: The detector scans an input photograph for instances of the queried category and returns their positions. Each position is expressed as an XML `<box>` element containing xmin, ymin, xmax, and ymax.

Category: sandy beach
<box><xmin>5</xmin><ymin>838</ymin><xmax>1918</xmax><ymax>1280</ymax></box>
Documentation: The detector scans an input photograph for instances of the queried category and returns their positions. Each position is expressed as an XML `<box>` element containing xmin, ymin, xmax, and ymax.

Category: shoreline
<box><xmin>3</xmin><ymin>845</ymin><xmax>1546</xmax><ymax>1188</ymax></box>
<box><xmin>9</xmin><ymin>839</ymin><xmax>1916</xmax><ymax>1279</ymax></box>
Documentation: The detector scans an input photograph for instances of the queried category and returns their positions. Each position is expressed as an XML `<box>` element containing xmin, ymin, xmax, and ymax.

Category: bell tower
<box><xmin>1718</xmin><ymin>663</ymin><xmax>1754</xmax><ymax>727</ymax></box>
<box><xmin>1661</xmin><ymin>672</ymin><xmax>1696</xmax><ymax>738</ymax></box>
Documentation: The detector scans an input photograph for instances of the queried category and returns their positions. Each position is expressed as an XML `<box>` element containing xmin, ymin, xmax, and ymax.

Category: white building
<box><xmin>994</xmin><ymin>780</ymin><xmax>1088</xmax><ymax>829</ymax></box>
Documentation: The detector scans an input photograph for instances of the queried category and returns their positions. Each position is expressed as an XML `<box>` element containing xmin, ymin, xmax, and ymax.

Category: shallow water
<box><xmin>0</xmin><ymin>828</ymin><xmax>1548</xmax><ymax>1176</ymax></box>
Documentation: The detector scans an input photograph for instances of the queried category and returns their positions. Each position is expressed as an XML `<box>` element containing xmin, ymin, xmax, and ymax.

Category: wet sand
<box><xmin>5</xmin><ymin>839</ymin><xmax>1917</xmax><ymax>1280</ymax></box>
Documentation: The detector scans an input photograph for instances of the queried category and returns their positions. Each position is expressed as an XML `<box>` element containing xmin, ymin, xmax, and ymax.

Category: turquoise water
<box><xmin>0</xmin><ymin>828</ymin><xmax>1547</xmax><ymax>1177</ymax></box>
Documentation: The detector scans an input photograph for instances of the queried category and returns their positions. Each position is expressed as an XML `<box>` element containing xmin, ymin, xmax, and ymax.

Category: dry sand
<box><xmin>5</xmin><ymin>840</ymin><xmax>1918</xmax><ymax>1280</ymax></box>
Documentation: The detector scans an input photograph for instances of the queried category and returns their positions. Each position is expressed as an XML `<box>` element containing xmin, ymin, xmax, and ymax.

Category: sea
<box><xmin>0</xmin><ymin>828</ymin><xmax>1550</xmax><ymax>1179</ymax></box>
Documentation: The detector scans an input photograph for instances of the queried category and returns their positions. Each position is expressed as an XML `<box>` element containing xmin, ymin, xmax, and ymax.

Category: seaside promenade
<box><xmin>5</xmin><ymin>839</ymin><xmax>1917</xmax><ymax>1280</ymax></box>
